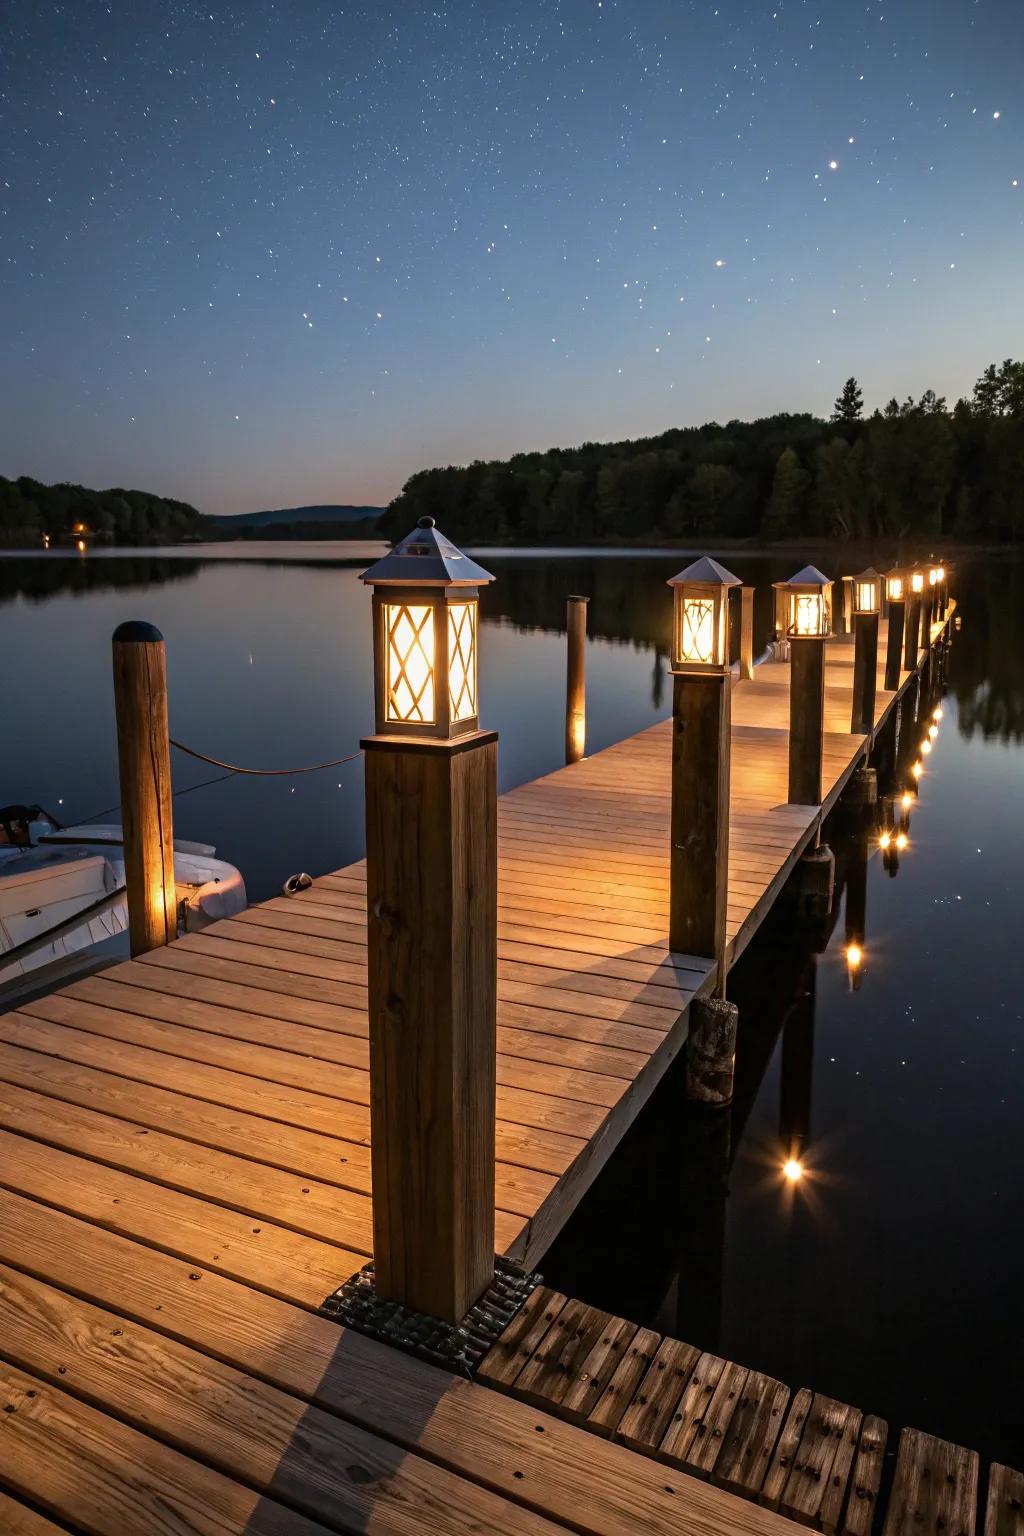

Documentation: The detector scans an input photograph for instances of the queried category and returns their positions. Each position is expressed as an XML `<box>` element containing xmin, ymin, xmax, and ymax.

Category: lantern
<box><xmin>774</xmin><ymin>565</ymin><xmax>833</xmax><ymax>639</ymax></box>
<box><xmin>928</xmin><ymin>563</ymin><xmax>941</xmax><ymax>588</ymax></box>
<box><xmin>361</xmin><ymin>517</ymin><xmax>494</xmax><ymax>739</ymax></box>
<box><xmin>666</xmin><ymin>556</ymin><xmax>741</xmax><ymax>673</ymax></box>
<box><xmin>886</xmin><ymin>568</ymin><xmax>905</xmax><ymax>602</ymax></box>
<box><xmin>910</xmin><ymin>567</ymin><xmax>925</xmax><ymax>595</ymax></box>
<box><xmin>853</xmin><ymin>568</ymin><xmax>880</xmax><ymax>615</ymax></box>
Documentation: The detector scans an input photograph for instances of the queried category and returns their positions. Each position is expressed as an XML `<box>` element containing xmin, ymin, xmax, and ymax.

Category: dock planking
<box><xmin>0</xmin><ymin>609</ymin><xmax>960</xmax><ymax>1531</ymax></box>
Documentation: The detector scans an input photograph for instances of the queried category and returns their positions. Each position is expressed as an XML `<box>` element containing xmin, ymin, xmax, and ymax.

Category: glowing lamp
<box><xmin>936</xmin><ymin>565</ymin><xmax>946</xmax><ymax>582</ymax></box>
<box><xmin>900</xmin><ymin>791</ymin><xmax>912</xmax><ymax>811</ymax></box>
<box><xmin>886</xmin><ymin>569</ymin><xmax>905</xmax><ymax>602</ymax></box>
<box><xmin>879</xmin><ymin>830</ymin><xmax>892</xmax><ymax>851</ymax></box>
<box><xmin>933</xmin><ymin>705</ymin><xmax>943</xmax><ymax>721</ymax></box>
<box><xmin>775</xmin><ymin>565</ymin><xmax>833</xmax><ymax>639</ymax></box>
<box><xmin>912</xmin><ymin>760</ymin><xmax>923</xmax><ymax>779</ymax></box>
<box><xmin>666</xmin><ymin>556</ymin><xmax>741</xmax><ymax>672</ymax></box>
<box><xmin>853</xmin><ymin>567</ymin><xmax>880</xmax><ymax>616</ymax></box>
<box><xmin>76</xmin><ymin>538</ymin><xmax>86</xmax><ymax>554</ymax></box>
<box><xmin>910</xmin><ymin>568</ymin><xmax>925</xmax><ymax>595</ymax></box>
<box><xmin>361</xmin><ymin>517</ymin><xmax>494</xmax><ymax>739</ymax></box>
<box><xmin>928</xmin><ymin>564</ymin><xmax>941</xmax><ymax>587</ymax></box>
<box><xmin>895</xmin><ymin>831</ymin><xmax>908</xmax><ymax>851</ymax></box>
<box><xmin>782</xmin><ymin>1158</ymin><xmax>804</xmax><ymax>1183</ymax></box>
<box><xmin>846</xmin><ymin>942</ymin><xmax>862</xmax><ymax>968</ymax></box>
<box><xmin>921</xmin><ymin>738</ymin><xmax>932</xmax><ymax>755</ymax></box>
<box><xmin>928</xmin><ymin>723</ymin><xmax>939</xmax><ymax>739</ymax></box>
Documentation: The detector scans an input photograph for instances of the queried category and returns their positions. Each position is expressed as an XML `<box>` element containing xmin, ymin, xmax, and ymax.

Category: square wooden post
<box><xmin>841</xmin><ymin>577</ymin><xmax>854</xmax><ymax>636</ymax></box>
<box><xmin>884</xmin><ymin>599</ymin><xmax>905</xmax><ymax>692</ymax></box>
<box><xmin>851</xmin><ymin>610</ymin><xmax>879</xmax><ymax>735</ymax></box>
<box><xmin>669</xmin><ymin>672</ymin><xmax>731</xmax><ymax>972</ymax></box>
<box><xmin>903</xmin><ymin>595</ymin><xmax>921</xmax><ymax>671</ymax></box>
<box><xmin>788</xmin><ymin>637</ymin><xmax>826</xmax><ymax>805</ymax></box>
<box><xmin>738</xmin><ymin>586</ymin><xmax>754</xmax><ymax>681</ymax></box>
<box><xmin>363</xmin><ymin>731</ymin><xmax>497</xmax><ymax>1323</ymax></box>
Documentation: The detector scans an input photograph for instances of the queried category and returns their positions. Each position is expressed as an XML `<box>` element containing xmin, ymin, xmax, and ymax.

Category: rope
<box><xmin>73</xmin><ymin>769</ymin><xmax>239</xmax><ymax>829</ymax></box>
<box><xmin>168</xmin><ymin>739</ymin><xmax>363</xmax><ymax>776</ymax></box>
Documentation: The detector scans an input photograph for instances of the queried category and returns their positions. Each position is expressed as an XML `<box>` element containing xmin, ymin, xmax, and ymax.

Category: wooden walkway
<box><xmin>0</xmin><ymin>612</ymin><xmax>954</xmax><ymax>1531</ymax></box>
<box><xmin>478</xmin><ymin>1285</ymin><xmax>1020</xmax><ymax>1536</ymax></box>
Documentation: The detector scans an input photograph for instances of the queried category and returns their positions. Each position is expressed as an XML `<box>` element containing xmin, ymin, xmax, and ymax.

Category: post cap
<box><xmin>113</xmin><ymin>620</ymin><xmax>164</xmax><ymax>644</ymax></box>
<box><xmin>361</xmin><ymin>519</ymin><xmax>494</xmax><ymax>588</ymax></box>
<box><xmin>667</xmin><ymin>555</ymin><xmax>742</xmax><ymax>590</ymax></box>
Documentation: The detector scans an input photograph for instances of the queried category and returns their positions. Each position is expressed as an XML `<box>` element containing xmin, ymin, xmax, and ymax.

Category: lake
<box><xmin>2</xmin><ymin>540</ymin><xmax>1022</xmax><ymax>1463</ymax></box>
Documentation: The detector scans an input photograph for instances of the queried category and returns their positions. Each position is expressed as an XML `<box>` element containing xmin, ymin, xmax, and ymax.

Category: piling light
<box><xmin>928</xmin><ymin>723</ymin><xmax>939</xmax><ymax>739</ymax></box>
<box><xmin>911</xmin><ymin>760</ymin><xmax>923</xmax><ymax>779</ymax></box>
<box><xmin>895</xmin><ymin>830</ymin><xmax>908</xmax><ymax>851</ymax></box>
<box><xmin>886</xmin><ymin>568</ymin><xmax>905</xmax><ymax>602</ymax></box>
<box><xmin>921</xmin><ymin>738</ymin><xmax>932</xmax><ymax>755</ymax></box>
<box><xmin>852</xmin><ymin>567</ymin><xmax>881</xmax><ymax>615</ymax></box>
<box><xmin>361</xmin><ymin>516</ymin><xmax>494</xmax><ymax>739</ymax></box>
<box><xmin>928</xmin><ymin>563</ymin><xmax>941</xmax><ymax>587</ymax></box>
<box><xmin>775</xmin><ymin>565</ymin><xmax>833</xmax><ymax>639</ymax></box>
<box><xmin>76</xmin><ymin>538</ymin><xmax>86</xmax><ymax>554</ymax></box>
<box><xmin>667</xmin><ymin>555</ymin><xmax>741</xmax><ymax>672</ymax></box>
<box><xmin>879</xmin><ymin>829</ymin><xmax>892</xmax><ymax>851</ymax></box>
<box><xmin>846</xmin><ymin>942</ymin><xmax>863</xmax><ymax>968</ymax></box>
<box><xmin>782</xmin><ymin>1157</ymin><xmax>804</xmax><ymax>1182</ymax></box>
<box><xmin>910</xmin><ymin>567</ymin><xmax>925</xmax><ymax>595</ymax></box>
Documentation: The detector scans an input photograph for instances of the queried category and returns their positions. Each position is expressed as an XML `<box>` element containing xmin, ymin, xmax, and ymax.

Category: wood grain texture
<box><xmin>111</xmin><ymin>628</ymin><xmax>177</xmax><ymax>956</ymax></box>
<box><xmin>364</xmin><ymin>733</ymin><xmax>497</xmax><ymax>1321</ymax></box>
<box><xmin>669</xmin><ymin>671</ymin><xmax>731</xmax><ymax>966</ymax></box>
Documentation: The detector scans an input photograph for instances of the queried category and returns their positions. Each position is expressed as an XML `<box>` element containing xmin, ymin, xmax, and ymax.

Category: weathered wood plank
<box><xmin>616</xmin><ymin>1336</ymin><xmax>701</xmax><ymax>1456</ymax></box>
<box><xmin>0</xmin><ymin>1491</ymin><xmax>71</xmax><ymax>1536</ymax></box>
<box><xmin>882</xmin><ymin>1428</ymin><xmax>979</xmax><ymax>1536</ymax></box>
<box><xmin>713</xmin><ymin>1370</ymin><xmax>790</xmax><ymax>1498</ymax></box>
<box><xmin>476</xmin><ymin>1286</ymin><xmax>568</xmax><ymax>1391</ymax></box>
<box><xmin>587</xmin><ymin>1326</ymin><xmax>661</xmax><ymax>1438</ymax></box>
<box><xmin>841</xmin><ymin>1416</ymin><xmax>888</xmax><ymax>1536</ymax></box>
<box><xmin>985</xmin><ymin>1465</ymin><xmax>1024</xmax><ymax>1536</ymax></box>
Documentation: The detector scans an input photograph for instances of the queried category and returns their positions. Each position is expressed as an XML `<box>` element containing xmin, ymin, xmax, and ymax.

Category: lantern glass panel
<box><xmin>887</xmin><ymin>573</ymin><xmax>904</xmax><ymax>601</ymax></box>
<box><xmin>385</xmin><ymin>603</ymin><xmax>436</xmax><ymax>724</ymax></box>
<box><xmin>679</xmin><ymin>594</ymin><xmax>718</xmax><ymax>664</ymax></box>
<box><xmin>856</xmin><ymin>580</ymin><xmax>877</xmax><ymax>613</ymax></box>
<box><xmin>793</xmin><ymin>592</ymin><xmax>824</xmax><ymax>636</ymax></box>
<box><xmin>911</xmin><ymin>571</ymin><xmax>925</xmax><ymax>593</ymax></box>
<box><xmin>448</xmin><ymin>600</ymin><xmax>478</xmax><ymax>723</ymax></box>
<box><xmin>929</xmin><ymin>567</ymin><xmax>939</xmax><ymax>586</ymax></box>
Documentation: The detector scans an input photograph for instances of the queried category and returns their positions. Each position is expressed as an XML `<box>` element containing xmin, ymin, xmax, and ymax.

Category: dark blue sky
<box><xmin>2</xmin><ymin>1</ymin><xmax>1021</xmax><ymax>514</ymax></box>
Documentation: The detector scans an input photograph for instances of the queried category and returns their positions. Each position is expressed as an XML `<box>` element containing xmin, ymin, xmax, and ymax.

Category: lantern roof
<box><xmin>774</xmin><ymin>564</ymin><xmax>832</xmax><ymax>590</ymax></box>
<box><xmin>666</xmin><ymin>555</ymin><xmax>742</xmax><ymax>590</ymax></box>
<box><xmin>361</xmin><ymin>517</ymin><xmax>495</xmax><ymax>588</ymax></box>
<box><xmin>854</xmin><ymin>565</ymin><xmax>881</xmax><ymax>583</ymax></box>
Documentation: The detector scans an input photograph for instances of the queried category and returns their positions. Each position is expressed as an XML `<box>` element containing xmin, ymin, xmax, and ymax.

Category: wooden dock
<box><xmin>477</xmin><ymin>1284</ymin><xmax>1020</xmax><ymax>1536</ymax></box>
<box><xmin>0</xmin><ymin>608</ymin><xmax>975</xmax><ymax>1533</ymax></box>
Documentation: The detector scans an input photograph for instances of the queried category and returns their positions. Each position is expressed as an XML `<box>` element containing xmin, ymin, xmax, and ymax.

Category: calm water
<box><xmin>2</xmin><ymin>543</ymin><xmax>1022</xmax><ymax>1462</ymax></box>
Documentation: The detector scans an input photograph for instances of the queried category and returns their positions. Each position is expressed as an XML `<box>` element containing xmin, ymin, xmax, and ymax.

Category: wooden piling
<box><xmin>841</xmin><ymin>576</ymin><xmax>854</xmax><ymax>636</ymax></box>
<box><xmin>565</xmin><ymin>595</ymin><xmax>589</xmax><ymax>764</ymax></box>
<box><xmin>669</xmin><ymin>673</ymin><xmax>731</xmax><ymax>969</ymax></box>
<box><xmin>738</xmin><ymin>586</ymin><xmax>754</xmax><ymax>681</ymax></box>
<box><xmin>851</xmin><ymin>610</ymin><xmax>879</xmax><ymax>735</ymax></box>
<box><xmin>363</xmin><ymin>731</ymin><xmax>497</xmax><ymax>1323</ymax></box>
<box><xmin>884</xmin><ymin>599</ymin><xmax>905</xmax><ymax>691</ymax></box>
<box><xmin>686</xmin><ymin>996</ymin><xmax>738</xmax><ymax>1105</ymax></box>
<box><xmin>111</xmin><ymin>621</ymin><xmax>177</xmax><ymax>956</ymax></box>
<box><xmin>788</xmin><ymin>637</ymin><xmax>825</xmax><ymax>805</ymax></box>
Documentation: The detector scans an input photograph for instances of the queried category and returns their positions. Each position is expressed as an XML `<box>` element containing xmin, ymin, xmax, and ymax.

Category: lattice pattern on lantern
<box><xmin>385</xmin><ymin>603</ymin><xmax>435</xmax><ymax>723</ymax></box>
<box><xmin>679</xmin><ymin>596</ymin><xmax>717</xmax><ymax>664</ymax></box>
<box><xmin>887</xmin><ymin>574</ymin><xmax>904</xmax><ymax>601</ymax></box>
<box><xmin>448</xmin><ymin>601</ymin><xmax>477</xmax><ymax>723</ymax></box>
<box><xmin>856</xmin><ymin>581</ymin><xmax>876</xmax><ymax>612</ymax></box>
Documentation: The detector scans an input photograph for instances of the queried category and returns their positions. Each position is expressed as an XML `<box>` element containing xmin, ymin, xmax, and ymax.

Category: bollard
<box><xmin>790</xmin><ymin>841</ymin><xmax>835</xmax><ymax>919</ymax></box>
<box><xmin>686</xmin><ymin>995</ymin><xmax>739</xmax><ymax>1106</ymax></box>
<box><xmin>884</xmin><ymin>594</ymin><xmax>905</xmax><ymax>692</ymax></box>
<box><xmin>361</xmin><ymin>521</ymin><xmax>497</xmax><ymax>1324</ymax></box>
<box><xmin>565</xmin><ymin>595</ymin><xmax>589</xmax><ymax>764</ymax></box>
<box><xmin>112</xmin><ymin>621</ymin><xmax>177</xmax><ymax>956</ymax></box>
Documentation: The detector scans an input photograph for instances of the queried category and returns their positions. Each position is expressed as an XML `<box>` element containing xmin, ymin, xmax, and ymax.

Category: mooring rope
<box><xmin>168</xmin><ymin>739</ymin><xmax>363</xmax><ymax>776</ymax></box>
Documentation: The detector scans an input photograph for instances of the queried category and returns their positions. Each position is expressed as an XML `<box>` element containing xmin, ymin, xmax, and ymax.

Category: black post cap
<box><xmin>113</xmin><ymin>620</ymin><xmax>164</xmax><ymax>643</ymax></box>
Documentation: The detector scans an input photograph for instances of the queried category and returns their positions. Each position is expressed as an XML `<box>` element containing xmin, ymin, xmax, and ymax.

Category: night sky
<box><xmin>2</xmin><ymin>1</ymin><xmax>1021</xmax><ymax>515</ymax></box>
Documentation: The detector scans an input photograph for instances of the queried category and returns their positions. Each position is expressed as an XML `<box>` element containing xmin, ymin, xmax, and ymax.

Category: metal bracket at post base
<box><xmin>320</xmin><ymin>1257</ymin><xmax>541</xmax><ymax>1378</ymax></box>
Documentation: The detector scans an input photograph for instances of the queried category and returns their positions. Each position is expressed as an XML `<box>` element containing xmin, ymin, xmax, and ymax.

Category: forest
<box><xmin>381</xmin><ymin>360</ymin><xmax>1024</xmax><ymax>546</ymax></box>
<box><xmin>0</xmin><ymin>475</ymin><xmax>204</xmax><ymax>547</ymax></box>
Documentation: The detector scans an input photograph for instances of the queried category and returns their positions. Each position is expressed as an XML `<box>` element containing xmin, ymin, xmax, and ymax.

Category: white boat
<box><xmin>0</xmin><ymin>804</ymin><xmax>246</xmax><ymax>1006</ymax></box>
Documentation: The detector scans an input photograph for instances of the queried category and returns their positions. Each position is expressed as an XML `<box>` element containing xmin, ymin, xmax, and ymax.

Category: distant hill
<box><xmin>206</xmin><ymin>504</ymin><xmax>383</xmax><ymax>539</ymax></box>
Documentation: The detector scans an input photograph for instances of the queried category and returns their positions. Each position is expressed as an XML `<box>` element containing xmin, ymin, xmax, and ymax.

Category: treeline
<box><xmin>0</xmin><ymin>475</ymin><xmax>204</xmax><ymax>547</ymax></box>
<box><xmin>381</xmin><ymin>360</ymin><xmax>1024</xmax><ymax>546</ymax></box>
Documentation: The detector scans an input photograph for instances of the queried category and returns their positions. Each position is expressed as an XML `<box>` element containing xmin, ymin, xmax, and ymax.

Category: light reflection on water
<box><xmin>2</xmin><ymin>544</ymin><xmax>1022</xmax><ymax>1460</ymax></box>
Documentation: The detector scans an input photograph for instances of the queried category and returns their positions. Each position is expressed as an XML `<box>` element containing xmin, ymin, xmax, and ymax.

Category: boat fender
<box><xmin>283</xmin><ymin>872</ymin><xmax>313</xmax><ymax>896</ymax></box>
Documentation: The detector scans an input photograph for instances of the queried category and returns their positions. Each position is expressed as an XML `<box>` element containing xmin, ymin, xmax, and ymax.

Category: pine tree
<box><xmin>832</xmin><ymin>376</ymin><xmax>864</xmax><ymax>422</ymax></box>
<box><xmin>762</xmin><ymin>447</ymin><xmax>809</xmax><ymax>538</ymax></box>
